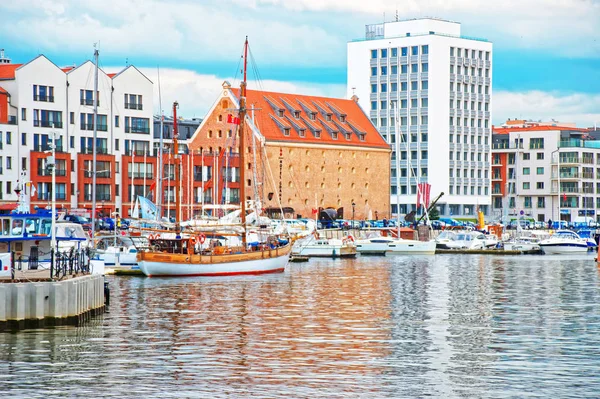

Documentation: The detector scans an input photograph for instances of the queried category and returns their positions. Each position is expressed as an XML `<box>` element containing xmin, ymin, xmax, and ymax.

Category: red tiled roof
<box><xmin>232</xmin><ymin>88</ymin><xmax>388</xmax><ymax>149</ymax></box>
<box><xmin>0</xmin><ymin>85</ymin><xmax>8</xmax><ymax>94</ymax></box>
<box><xmin>0</xmin><ymin>64</ymin><xmax>23</xmax><ymax>79</ymax></box>
<box><xmin>493</xmin><ymin>125</ymin><xmax>589</xmax><ymax>134</ymax></box>
<box><xmin>107</xmin><ymin>73</ymin><xmax>117</xmax><ymax>78</ymax></box>
<box><xmin>61</xmin><ymin>66</ymin><xmax>75</xmax><ymax>73</ymax></box>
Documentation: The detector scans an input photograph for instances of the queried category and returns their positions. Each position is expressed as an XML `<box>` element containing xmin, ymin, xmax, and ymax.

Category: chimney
<box><xmin>351</xmin><ymin>94</ymin><xmax>359</xmax><ymax>103</ymax></box>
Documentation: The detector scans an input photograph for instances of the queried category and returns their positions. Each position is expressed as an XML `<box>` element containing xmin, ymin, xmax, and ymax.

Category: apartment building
<box><xmin>491</xmin><ymin>125</ymin><xmax>597</xmax><ymax>223</ymax></box>
<box><xmin>347</xmin><ymin>18</ymin><xmax>493</xmax><ymax>218</ymax></box>
<box><xmin>0</xmin><ymin>52</ymin><xmax>154</xmax><ymax>216</ymax></box>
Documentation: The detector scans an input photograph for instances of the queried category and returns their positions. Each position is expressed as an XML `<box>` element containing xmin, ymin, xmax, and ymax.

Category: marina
<box><xmin>1</xmin><ymin>254</ymin><xmax>599</xmax><ymax>398</ymax></box>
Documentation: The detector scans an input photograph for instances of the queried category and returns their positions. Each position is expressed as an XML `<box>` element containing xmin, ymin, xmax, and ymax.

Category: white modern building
<box><xmin>348</xmin><ymin>18</ymin><xmax>493</xmax><ymax>218</ymax></box>
<box><xmin>0</xmin><ymin>51</ymin><xmax>155</xmax><ymax>216</ymax></box>
<box><xmin>491</xmin><ymin>125</ymin><xmax>598</xmax><ymax>224</ymax></box>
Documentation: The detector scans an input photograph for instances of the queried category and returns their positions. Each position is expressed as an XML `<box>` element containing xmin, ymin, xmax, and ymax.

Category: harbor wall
<box><xmin>0</xmin><ymin>274</ymin><xmax>105</xmax><ymax>331</ymax></box>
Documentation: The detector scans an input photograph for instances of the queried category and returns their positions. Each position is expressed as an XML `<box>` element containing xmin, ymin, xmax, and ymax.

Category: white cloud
<box><xmin>131</xmin><ymin>67</ymin><xmax>346</xmax><ymax>118</ymax></box>
<box><xmin>494</xmin><ymin>90</ymin><xmax>600</xmax><ymax>128</ymax></box>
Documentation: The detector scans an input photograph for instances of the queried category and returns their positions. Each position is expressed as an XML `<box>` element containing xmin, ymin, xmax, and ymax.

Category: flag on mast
<box><xmin>416</xmin><ymin>182</ymin><xmax>431</xmax><ymax>209</ymax></box>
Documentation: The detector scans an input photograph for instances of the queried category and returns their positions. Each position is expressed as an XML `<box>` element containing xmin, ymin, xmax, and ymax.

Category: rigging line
<box><xmin>231</xmin><ymin>41</ymin><xmax>246</xmax><ymax>89</ymax></box>
<box><xmin>248</xmin><ymin>46</ymin><xmax>265</xmax><ymax>92</ymax></box>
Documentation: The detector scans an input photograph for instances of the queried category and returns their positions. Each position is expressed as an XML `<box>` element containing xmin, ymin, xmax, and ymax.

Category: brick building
<box><xmin>188</xmin><ymin>82</ymin><xmax>392</xmax><ymax>220</ymax></box>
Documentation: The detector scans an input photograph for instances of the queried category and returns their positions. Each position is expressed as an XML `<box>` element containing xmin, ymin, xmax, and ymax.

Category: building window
<box><xmin>33</xmin><ymin>85</ymin><xmax>54</xmax><ymax>102</ymax></box>
<box><xmin>381</xmin><ymin>83</ymin><xmax>387</xmax><ymax>93</ymax></box>
<box><xmin>70</xmin><ymin>112</ymin><xmax>74</xmax><ymax>124</ymax></box>
<box><xmin>21</xmin><ymin>132</ymin><xmax>26</xmax><ymax>146</ymax></box>
<box><xmin>524</xmin><ymin>196</ymin><xmax>532</xmax><ymax>208</ymax></box>
<box><xmin>401</xmin><ymin>47</ymin><xmax>408</xmax><ymax>56</ymax></box>
<box><xmin>422</xmin><ymin>80</ymin><xmax>428</xmax><ymax>90</ymax></box>
<box><xmin>411</xmin><ymin>46</ymin><xmax>418</xmax><ymax>55</ymax></box>
<box><xmin>391</xmin><ymin>83</ymin><xmax>398</xmax><ymax>92</ymax></box>
<box><xmin>115</xmin><ymin>115</ymin><xmax>119</xmax><ymax>127</ymax></box>
<box><xmin>283</xmin><ymin>128</ymin><xmax>290</xmax><ymax>136</ymax></box>
<box><xmin>422</xmin><ymin>45</ymin><xmax>429</xmax><ymax>54</ymax></box>
<box><xmin>371</xmin><ymin>67</ymin><xmax>377</xmax><ymax>76</ymax></box>
<box><xmin>391</xmin><ymin>48</ymin><xmax>397</xmax><ymax>57</ymax></box>
<box><xmin>115</xmin><ymin>139</ymin><xmax>120</xmax><ymax>151</ymax></box>
<box><xmin>391</xmin><ymin>65</ymin><xmax>397</xmax><ymax>74</ymax></box>
<box><xmin>380</xmin><ymin>101</ymin><xmax>387</xmax><ymax>110</ymax></box>
<box><xmin>422</xmin><ymin>63</ymin><xmax>428</xmax><ymax>72</ymax></box>
<box><xmin>536</xmin><ymin>167</ymin><xmax>544</xmax><ymax>175</ymax></box>
<box><xmin>523</xmin><ymin>167</ymin><xmax>530</xmax><ymax>175</ymax></box>
<box><xmin>380</xmin><ymin>66</ymin><xmax>387</xmax><ymax>75</ymax></box>
<box><xmin>537</xmin><ymin>182</ymin><xmax>544</xmax><ymax>189</ymax></box>
<box><xmin>537</xmin><ymin>197</ymin><xmax>545</xmax><ymax>208</ymax></box>
<box><xmin>523</xmin><ymin>182</ymin><xmax>530</xmax><ymax>190</ymax></box>
<box><xmin>125</xmin><ymin>93</ymin><xmax>143</xmax><ymax>110</ymax></box>
<box><xmin>537</xmin><ymin>153</ymin><xmax>544</xmax><ymax>160</ymax></box>
<box><xmin>530</xmin><ymin>138</ymin><xmax>544</xmax><ymax>149</ymax></box>
<box><xmin>381</xmin><ymin>49</ymin><xmax>387</xmax><ymax>58</ymax></box>
<box><xmin>371</xmin><ymin>101</ymin><xmax>377</xmax><ymax>110</ymax></box>
<box><xmin>450</xmin><ymin>47</ymin><xmax>455</xmax><ymax>56</ymax></box>
<box><xmin>411</xmin><ymin>64</ymin><xmax>418</xmax><ymax>73</ymax></box>
<box><xmin>401</xmin><ymin>64</ymin><xmax>408</xmax><ymax>74</ymax></box>
<box><xmin>411</xmin><ymin>81</ymin><xmax>418</xmax><ymax>90</ymax></box>
<box><xmin>21</xmin><ymin>108</ymin><xmax>26</xmax><ymax>121</ymax></box>
<box><xmin>371</xmin><ymin>49</ymin><xmax>377</xmax><ymax>59</ymax></box>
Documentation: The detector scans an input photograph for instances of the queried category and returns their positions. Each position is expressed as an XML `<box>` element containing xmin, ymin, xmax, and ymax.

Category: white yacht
<box><xmin>539</xmin><ymin>230</ymin><xmax>589</xmax><ymax>254</ymax></box>
<box><xmin>355</xmin><ymin>231</ymin><xmax>435</xmax><ymax>255</ymax></box>
<box><xmin>292</xmin><ymin>234</ymin><xmax>356</xmax><ymax>258</ymax></box>
<box><xmin>435</xmin><ymin>231</ymin><xmax>457</xmax><ymax>249</ymax></box>
<box><xmin>445</xmin><ymin>231</ymin><xmax>487</xmax><ymax>250</ymax></box>
<box><xmin>95</xmin><ymin>235</ymin><xmax>149</xmax><ymax>269</ymax></box>
<box><xmin>503</xmin><ymin>236</ymin><xmax>542</xmax><ymax>253</ymax></box>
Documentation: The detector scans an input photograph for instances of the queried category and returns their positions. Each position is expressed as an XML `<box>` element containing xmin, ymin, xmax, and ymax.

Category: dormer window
<box><xmin>294</xmin><ymin>111</ymin><xmax>300</xmax><ymax>119</ymax></box>
<box><xmin>359</xmin><ymin>133</ymin><xmax>366</xmax><ymax>141</ymax></box>
<box><xmin>340</xmin><ymin>115</ymin><xmax>346</xmax><ymax>122</ymax></box>
<box><xmin>299</xmin><ymin>129</ymin><xmax>305</xmax><ymax>137</ymax></box>
<box><xmin>345</xmin><ymin>133</ymin><xmax>351</xmax><ymax>140</ymax></box>
<box><xmin>278</xmin><ymin>110</ymin><xmax>284</xmax><ymax>117</ymax></box>
<box><xmin>326</xmin><ymin>114</ymin><xmax>332</xmax><ymax>122</ymax></box>
<box><xmin>283</xmin><ymin>128</ymin><xmax>290</xmax><ymax>136</ymax></box>
<box><xmin>331</xmin><ymin>132</ymin><xmax>338</xmax><ymax>140</ymax></box>
<box><xmin>315</xmin><ymin>131</ymin><xmax>321</xmax><ymax>139</ymax></box>
<box><xmin>309</xmin><ymin>113</ymin><xmax>316</xmax><ymax>121</ymax></box>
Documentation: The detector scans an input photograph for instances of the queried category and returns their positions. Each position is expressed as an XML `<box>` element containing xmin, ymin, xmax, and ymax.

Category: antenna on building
<box><xmin>0</xmin><ymin>49</ymin><xmax>10</xmax><ymax>64</ymax></box>
<box><xmin>125</xmin><ymin>57</ymin><xmax>129</xmax><ymax>66</ymax></box>
<box><xmin>352</xmin><ymin>87</ymin><xmax>356</xmax><ymax>96</ymax></box>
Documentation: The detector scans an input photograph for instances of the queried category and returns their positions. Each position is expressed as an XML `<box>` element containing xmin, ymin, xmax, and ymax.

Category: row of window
<box><xmin>450</xmin><ymin>117</ymin><xmax>490</xmax><ymax>128</ymax></box>
<box><xmin>371</xmin><ymin>63</ymin><xmax>429</xmax><ymax>76</ymax></box>
<box><xmin>371</xmin><ymin>45</ymin><xmax>429</xmax><ymax>59</ymax></box>
<box><xmin>448</xmin><ymin>186</ymin><xmax>490</xmax><ymax>196</ymax></box>
<box><xmin>450</xmin><ymin>169</ymin><xmax>490</xmax><ymax>179</ymax></box>
<box><xmin>450</xmin><ymin>82</ymin><xmax>490</xmax><ymax>94</ymax></box>
<box><xmin>449</xmin><ymin>151</ymin><xmax>490</xmax><ymax>162</ymax></box>
<box><xmin>450</xmin><ymin>65</ymin><xmax>490</xmax><ymax>77</ymax></box>
<box><xmin>383</xmin><ymin>133</ymin><xmax>429</xmax><ymax>143</ymax></box>
<box><xmin>370</xmin><ymin>81</ymin><xmax>429</xmax><ymax>95</ymax></box>
<box><xmin>450</xmin><ymin>47</ymin><xmax>491</xmax><ymax>61</ymax></box>
<box><xmin>450</xmin><ymin>134</ymin><xmax>490</xmax><ymax>145</ymax></box>
<box><xmin>450</xmin><ymin>100</ymin><xmax>490</xmax><ymax>111</ymax></box>
<box><xmin>33</xmin><ymin>85</ymin><xmax>55</xmax><ymax>102</ymax></box>
<box><xmin>373</xmin><ymin>115</ymin><xmax>430</xmax><ymax>125</ymax></box>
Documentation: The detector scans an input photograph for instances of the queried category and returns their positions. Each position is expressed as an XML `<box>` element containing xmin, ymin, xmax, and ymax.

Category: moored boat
<box><xmin>355</xmin><ymin>231</ymin><xmax>435</xmax><ymax>255</ymax></box>
<box><xmin>292</xmin><ymin>234</ymin><xmax>356</xmax><ymax>258</ymax></box>
<box><xmin>539</xmin><ymin>230</ymin><xmax>589</xmax><ymax>254</ymax></box>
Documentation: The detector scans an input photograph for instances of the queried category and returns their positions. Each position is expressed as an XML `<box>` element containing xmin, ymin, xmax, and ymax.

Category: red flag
<box><xmin>563</xmin><ymin>193</ymin><xmax>567</xmax><ymax>202</ymax></box>
<box><xmin>312</xmin><ymin>208</ymin><xmax>318</xmax><ymax>215</ymax></box>
<box><xmin>227</xmin><ymin>114</ymin><xmax>240</xmax><ymax>125</ymax></box>
<box><xmin>416</xmin><ymin>184</ymin><xmax>421</xmax><ymax>210</ymax></box>
<box><xmin>417</xmin><ymin>182</ymin><xmax>432</xmax><ymax>209</ymax></box>
<box><xmin>424</xmin><ymin>183</ymin><xmax>431</xmax><ymax>208</ymax></box>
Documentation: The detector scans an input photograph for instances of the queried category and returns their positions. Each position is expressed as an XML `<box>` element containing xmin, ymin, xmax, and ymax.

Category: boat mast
<box><xmin>91</xmin><ymin>46</ymin><xmax>99</xmax><ymax>245</ymax></box>
<box><xmin>239</xmin><ymin>37</ymin><xmax>249</xmax><ymax>247</ymax></box>
<box><xmin>173</xmin><ymin>101</ymin><xmax>181</xmax><ymax>232</ymax></box>
<box><xmin>157</xmin><ymin>66</ymin><xmax>163</xmax><ymax>221</ymax></box>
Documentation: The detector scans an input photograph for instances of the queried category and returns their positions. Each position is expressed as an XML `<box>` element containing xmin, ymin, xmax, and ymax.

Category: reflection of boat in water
<box><xmin>292</xmin><ymin>234</ymin><xmax>357</xmax><ymax>258</ymax></box>
<box><xmin>539</xmin><ymin>230</ymin><xmax>589</xmax><ymax>254</ymax></box>
<box><xmin>355</xmin><ymin>231</ymin><xmax>435</xmax><ymax>255</ymax></box>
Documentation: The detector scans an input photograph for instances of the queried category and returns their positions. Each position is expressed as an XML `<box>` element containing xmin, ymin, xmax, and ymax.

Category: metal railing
<box><xmin>34</xmin><ymin>95</ymin><xmax>55</xmax><ymax>102</ymax></box>
<box><xmin>50</xmin><ymin>248</ymin><xmax>91</xmax><ymax>280</ymax></box>
<box><xmin>80</xmin><ymin>99</ymin><xmax>97</xmax><ymax>106</ymax></box>
<box><xmin>35</xmin><ymin>120</ymin><xmax>63</xmax><ymax>128</ymax></box>
<box><xmin>125</xmin><ymin>127</ymin><xmax>150</xmax><ymax>134</ymax></box>
<box><xmin>125</xmin><ymin>103</ymin><xmax>143</xmax><ymax>110</ymax></box>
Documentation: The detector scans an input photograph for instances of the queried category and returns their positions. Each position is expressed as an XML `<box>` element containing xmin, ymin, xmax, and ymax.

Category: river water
<box><xmin>2</xmin><ymin>254</ymin><xmax>600</xmax><ymax>398</ymax></box>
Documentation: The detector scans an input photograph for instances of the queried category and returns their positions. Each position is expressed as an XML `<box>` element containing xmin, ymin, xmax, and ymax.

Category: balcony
<box><xmin>125</xmin><ymin>103</ymin><xmax>143</xmax><ymax>110</ymax></box>
<box><xmin>35</xmin><ymin>120</ymin><xmax>63</xmax><ymax>128</ymax></box>
<box><xmin>39</xmin><ymin>169</ymin><xmax>67</xmax><ymax>177</ymax></box>
<box><xmin>492</xmin><ymin>142</ymin><xmax>523</xmax><ymax>150</ymax></box>
<box><xmin>80</xmin><ymin>99</ymin><xmax>97</xmax><ymax>106</ymax></box>
<box><xmin>129</xmin><ymin>172</ymin><xmax>153</xmax><ymax>179</ymax></box>
<box><xmin>83</xmin><ymin>193</ymin><xmax>111</xmax><ymax>201</ymax></box>
<box><xmin>85</xmin><ymin>171</ymin><xmax>111</xmax><ymax>178</ymax></box>
<box><xmin>126</xmin><ymin>127</ymin><xmax>150</xmax><ymax>134</ymax></box>
<box><xmin>39</xmin><ymin>193</ymin><xmax>67</xmax><ymax>201</ymax></box>
<box><xmin>492</xmin><ymin>174</ymin><xmax>502</xmax><ymax>181</ymax></box>
<box><xmin>80</xmin><ymin>147</ymin><xmax>109</xmax><ymax>155</ymax></box>
<box><xmin>34</xmin><ymin>94</ymin><xmax>54</xmax><ymax>102</ymax></box>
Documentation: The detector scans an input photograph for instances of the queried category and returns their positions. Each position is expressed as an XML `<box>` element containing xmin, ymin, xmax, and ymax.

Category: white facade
<box><xmin>348</xmin><ymin>18</ymin><xmax>493</xmax><ymax>218</ymax></box>
<box><xmin>492</xmin><ymin>129</ymin><xmax>599</xmax><ymax>223</ymax></box>
<box><xmin>0</xmin><ymin>54</ymin><xmax>154</xmax><ymax>213</ymax></box>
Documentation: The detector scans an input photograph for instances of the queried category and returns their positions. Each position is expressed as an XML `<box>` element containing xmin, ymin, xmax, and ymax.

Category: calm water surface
<box><xmin>2</xmin><ymin>254</ymin><xmax>600</xmax><ymax>398</ymax></box>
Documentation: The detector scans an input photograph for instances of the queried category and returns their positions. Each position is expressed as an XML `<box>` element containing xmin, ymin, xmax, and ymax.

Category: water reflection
<box><xmin>1</xmin><ymin>254</ymin><xmax>599</xmax><ymax>398</ymax></box>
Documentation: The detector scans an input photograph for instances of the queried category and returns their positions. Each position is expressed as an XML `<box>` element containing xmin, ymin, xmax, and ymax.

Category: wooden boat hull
<box><xmin>138</xmin><ymin>244</ymin><xmax>291</xmax><ymax>277</ymax></box>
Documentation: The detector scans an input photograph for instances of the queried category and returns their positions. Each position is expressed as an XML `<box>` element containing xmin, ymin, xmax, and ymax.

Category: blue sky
<box><xmin>1</xmin><ymin>0</ymin><xmax>599</xmax><ymax>125</ymax></box>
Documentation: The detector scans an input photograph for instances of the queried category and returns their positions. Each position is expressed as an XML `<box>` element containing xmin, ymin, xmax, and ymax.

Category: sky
<box><xmin>1</xmin><ymin>0</ymin><xmax>599</xmax><ymax>127</ymax></box>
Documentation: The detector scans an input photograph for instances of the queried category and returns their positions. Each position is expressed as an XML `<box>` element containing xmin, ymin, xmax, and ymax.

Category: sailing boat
<box><xmin>137</xmin><ymin>38</ymin><xmax>292</xmax><ymax>277</ymax></box>
<box><xmin>354</xmin><ymin>101</ymin><xmax>435</xmax><ymax>255</ymax></box>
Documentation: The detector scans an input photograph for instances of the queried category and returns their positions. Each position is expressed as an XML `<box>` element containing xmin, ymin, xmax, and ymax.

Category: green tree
<box><xmin>428</xmin><ymin>207</ymin><xmax>440</xmax><ymax>220</ymax></box>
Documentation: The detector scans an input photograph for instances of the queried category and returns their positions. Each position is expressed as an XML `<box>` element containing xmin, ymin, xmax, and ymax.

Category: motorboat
<box><xmin>539</xmin><ymin>230</ymin><xmax>589</xmax><ymax>254</ymax></box>
<box><xmin>576</xmin><ymin>229</ymin><xmax>598</xmax><ymax>250</ymax></box>
<box><xmin>435</xmin><ymin>230</ymin><xmax>457</xmax><ymax>249</ymax></box>
<box><xmin>503</xmin><ymin>236</ymin><xmax>542</xmax><ymax>253</ymax></box>
<box><xmin>445</xmin><ymin>231</ymin><xmax>487</xmax><ymax>250</ymax></box>
<box><xmin>292</xmin><ymin>233</ymin><xmax>356</xmax><ymax>258</ymax></box>
<box><xmin>355</xmin><ymin>231</ymin><xmax>435</xmax><ymax>255</ymax></box>
<box><xmin>95</xmin><ymin>235</ymin><xmax>149</xmax><ymax>269</ymax></box>
<box><xmin>482</xmin><ymin>234</ymin><xmax>499</xmax><ymax>248</ymax></box>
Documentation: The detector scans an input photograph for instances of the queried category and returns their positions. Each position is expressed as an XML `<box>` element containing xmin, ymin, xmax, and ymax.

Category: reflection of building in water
<box><xmin>130</xmin><ymin>261</ymin><xmax>394</xmax><ymax>394</ymax></box>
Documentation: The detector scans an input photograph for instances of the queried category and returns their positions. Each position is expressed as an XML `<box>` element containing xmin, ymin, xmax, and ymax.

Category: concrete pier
<box><xmin>0</xmin><ymin>274</ymin><xmax>105</xmax><ymax>331</ymax></box>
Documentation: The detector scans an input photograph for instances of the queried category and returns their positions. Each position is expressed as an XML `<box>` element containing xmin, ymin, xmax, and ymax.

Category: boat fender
<box><xmin>198</xmin><ymin>233</ymin><xmax>206</xmax><ymax>244</ymax></box>
<box><xmin>346</xmin><ymin>235</ymin><xmax>355</xmax><ymax>242</ymax></box>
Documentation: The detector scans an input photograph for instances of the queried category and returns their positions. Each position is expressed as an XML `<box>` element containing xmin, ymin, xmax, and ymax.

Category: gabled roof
<box><xmin>0</xmin><ymin>86</ymin><xmax>8</xmax><ymax>94</ymax></box>
<box><xmin>110</xmin><ymin>65</ymin><xmax>153</xmax><ymax>84</ymax></box>
<box><xmin>0</xmin><ymin>64</ymin><xmax>23</xmax><ymax>80</ymax></box>
<box><xmin>231</xmin><ymin>88</ymin><xmax>389</xmax><ymax>149</ymax></box>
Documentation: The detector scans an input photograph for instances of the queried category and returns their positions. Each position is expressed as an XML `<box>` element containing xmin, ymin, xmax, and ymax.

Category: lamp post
<box><xmin>49</xmin><ymin>130</ymin><xmax>57</xmax><ymax>256</ymax></box>
<box><xmin>352</xmin><ymin>201</ymin><xmax>356</xmax><ymax>229</ymax></box>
